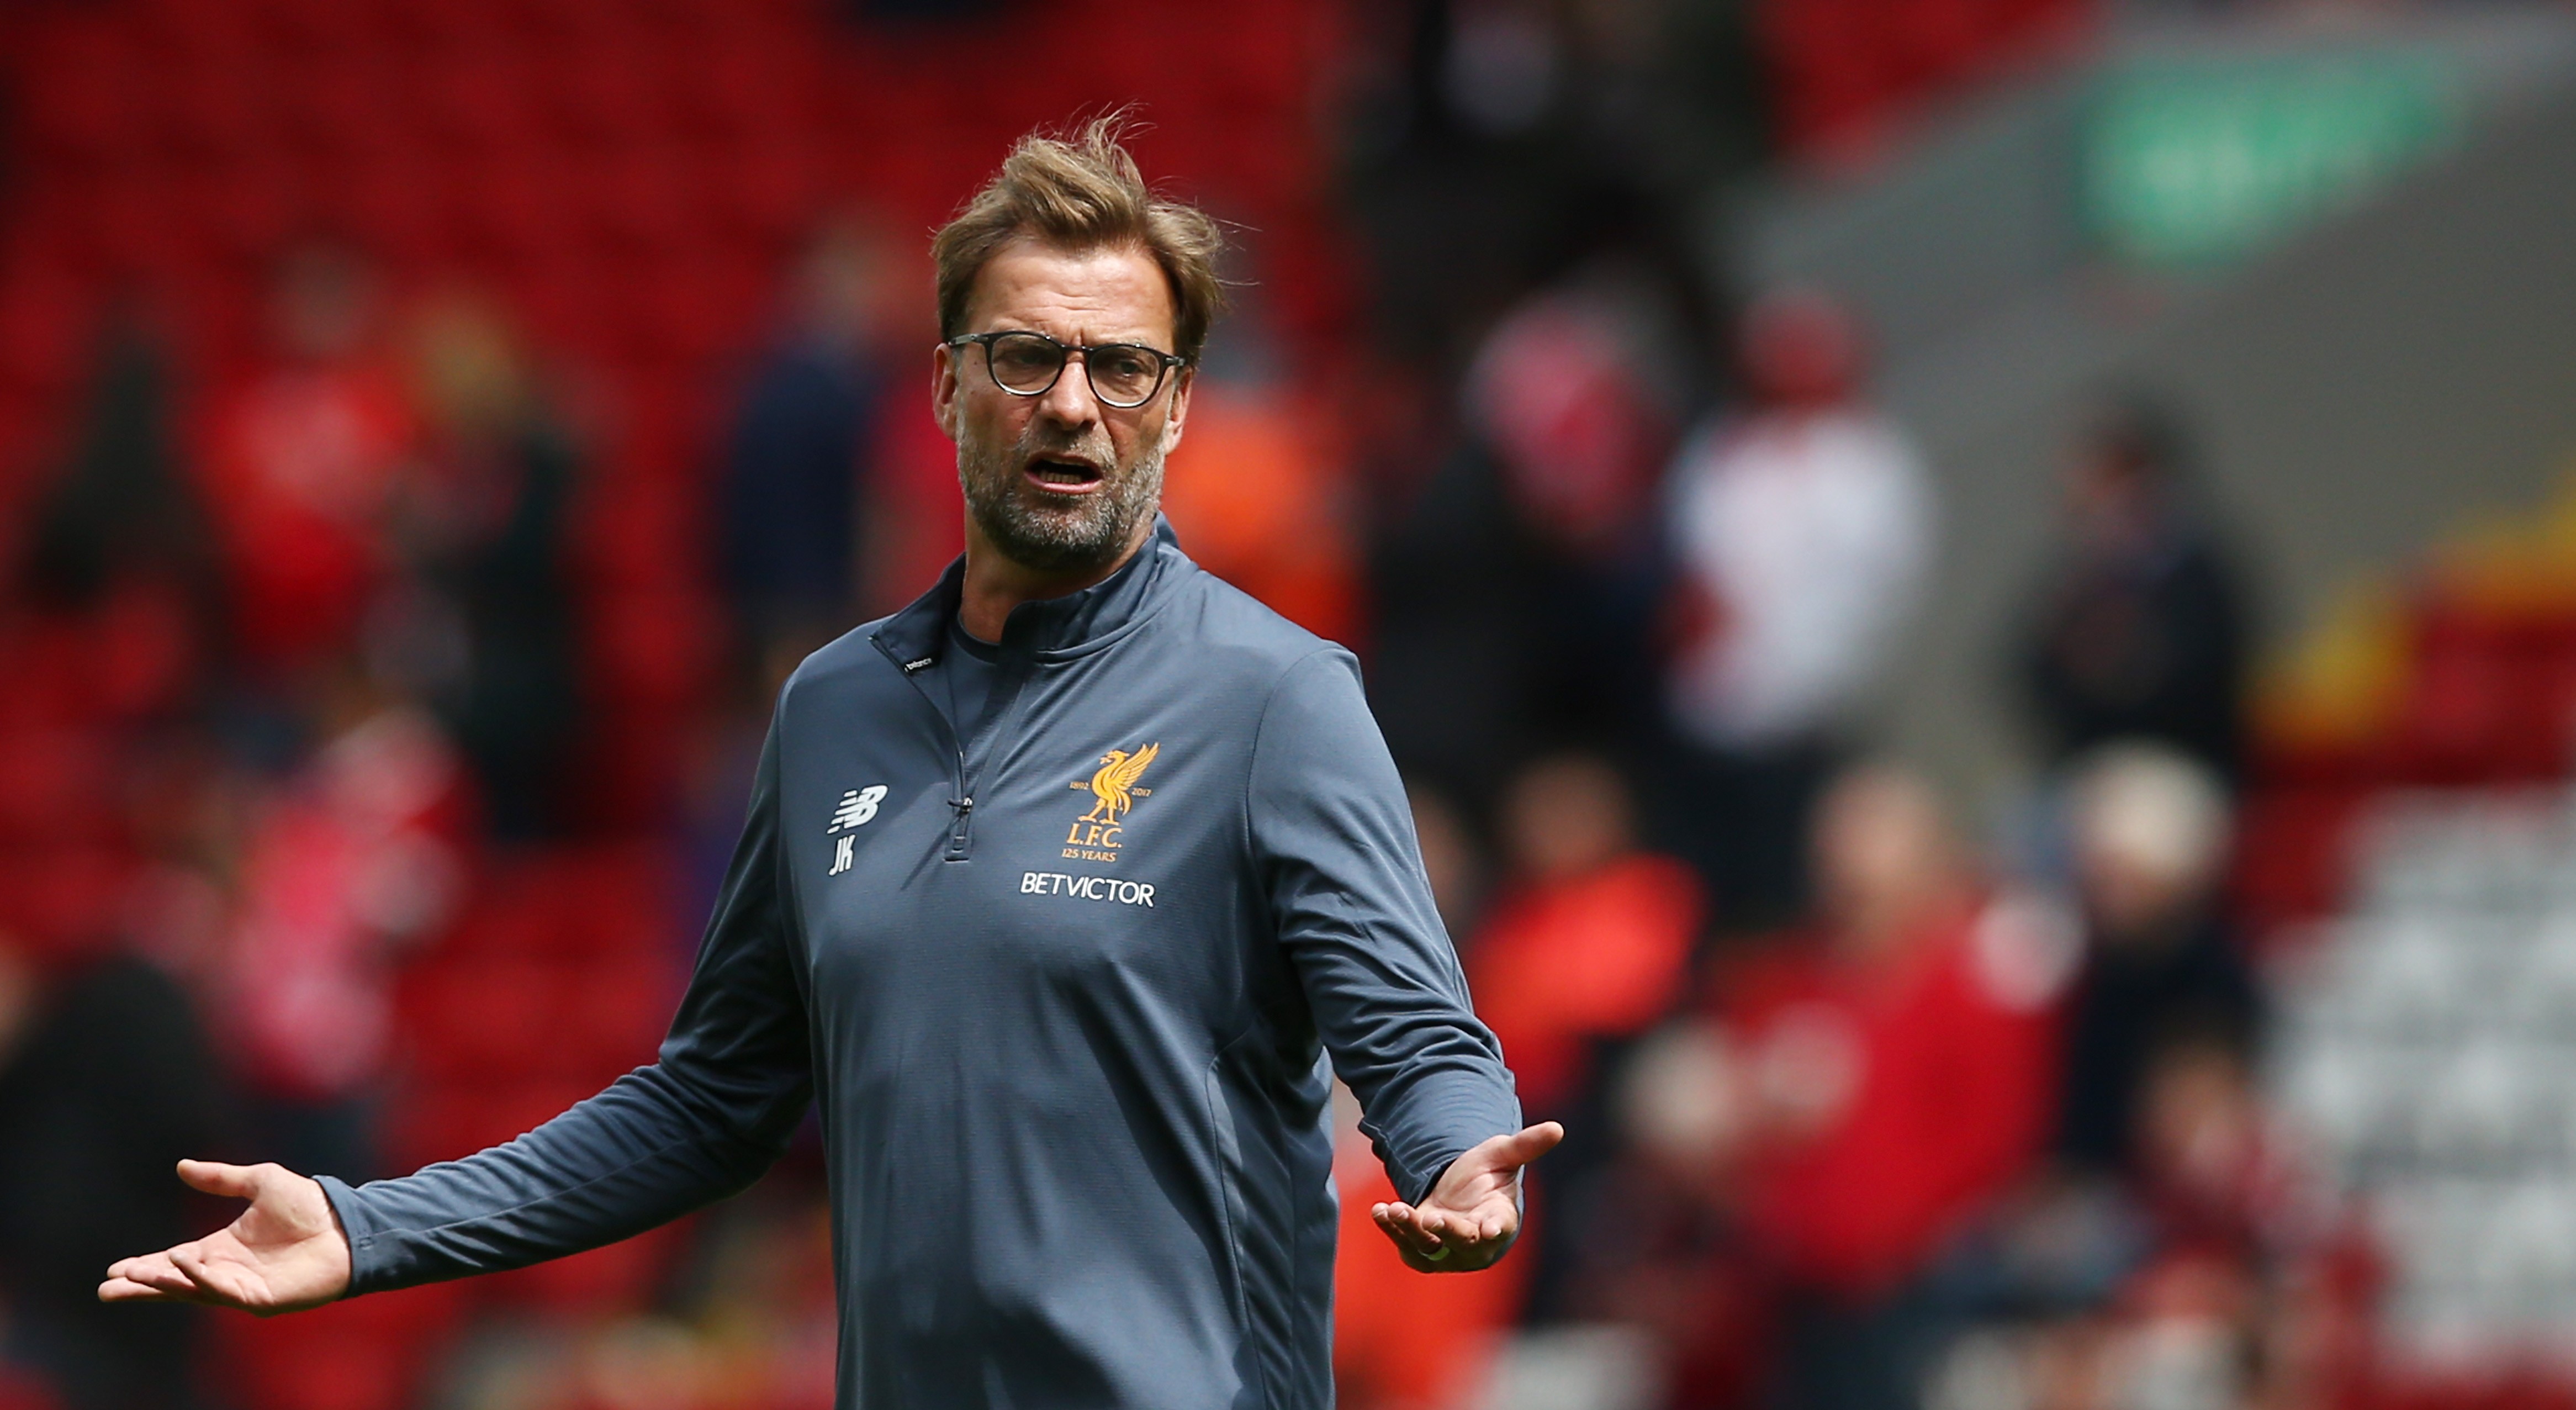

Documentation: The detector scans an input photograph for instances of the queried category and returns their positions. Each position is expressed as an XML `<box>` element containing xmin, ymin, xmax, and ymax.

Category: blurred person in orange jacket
<box><xmin>1474</xmin><ymin>753</ymin><xmax>1703</xmax><ymax>1118</ymax></box>
<box><xmin>1722</xmin><ymin>763</ymin><xmax>2072</xmax><ymax>1410</ymax></box>
<box><xmin>1157</xmin><ymin>308</ymin><xmax>1363</xmax><ymax>648</ymax></box>
<box><xmin>195</xmin><ymin>244</ymin><xmax>419</xmax><ymax>684</ymax></box>
<box><xmin>1333</xmin><ymin>1084</ymin><xmax>1526</xmax><ymax>1410</ymax></box>
<box><xmin>1470</xmin><ymin>752</ymin><xmax>1704</xmax><ymax>1321</ymax></box>
<box><xmin>1335</xmin><ymin>781</ymin><xmax>1521</xmax><ymax>1410</ymax></box>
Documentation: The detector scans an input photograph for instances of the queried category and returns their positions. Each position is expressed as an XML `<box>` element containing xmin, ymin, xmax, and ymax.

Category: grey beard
<box><xmin>958</xmin><ymin>432</ymin><xmax>1166</xmax><ymax>575</ymax></box>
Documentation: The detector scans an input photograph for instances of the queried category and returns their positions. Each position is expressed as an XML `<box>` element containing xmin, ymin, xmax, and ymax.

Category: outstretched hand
<box><xmin>98</xmin><ymin>1160</ymin><xmax>352</xmax><ymax>1316</ymax></box>
<box><xmin>1370</xmin><ymin>1121</ymin><xmax>1563</xmax><ymax>1274</ymax></box>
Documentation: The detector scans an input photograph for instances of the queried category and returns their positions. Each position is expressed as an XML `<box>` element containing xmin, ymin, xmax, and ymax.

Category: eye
<box><xmin>991</xmin><ymin>341</ymin><xmax>1057</xmax><ymax>375</ymax></box>
<box><xmin>1093</xmin><ymin>348</ymin><xmax>1156</xmax><ymax>383</ymax></box>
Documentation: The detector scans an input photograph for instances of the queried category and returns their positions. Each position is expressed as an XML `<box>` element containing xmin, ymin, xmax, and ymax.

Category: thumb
<box><xmin>1491</xmin><ymin>1121</ymin><xmax>1564</xmax><ymax>1169</ymax></box>
<box><xmin>175</xmin><ymin>1159</ymin><xmax>263</xmax><ymax>1201</ymax></box>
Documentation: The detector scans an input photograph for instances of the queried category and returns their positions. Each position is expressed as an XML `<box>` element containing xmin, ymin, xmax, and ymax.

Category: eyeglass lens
<box><xmin>985</xmin><ymin>332</ymin><xmax>1167</xmax><ymax>407</ymax></box>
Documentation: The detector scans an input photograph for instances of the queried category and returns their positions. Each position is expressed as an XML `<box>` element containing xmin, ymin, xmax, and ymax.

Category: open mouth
<box><xmin>1023</xmin><ymin>456</ymin><xmax>1105</xmax><ymax>495</ymax></box>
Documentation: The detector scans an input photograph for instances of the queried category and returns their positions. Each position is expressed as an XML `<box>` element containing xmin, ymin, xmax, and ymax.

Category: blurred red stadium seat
<box><xmin>0</xmin><ymin>1365</ymin><xmax>61</xmax><ymax>1410</ymax></box>
<box><xmin>399</xmin><ymin>952</ymin><xmax>563</xmax><ymax>1082</ymax></box>
<box><xmin>485</xmin><ymin>1217</ymin><xmax>693</xmax><ymax>1317</ymax></box>
<box><xmin>2232</xmin><ymin>783</ymin><xmax>2367</xmax><ymax>943</ymax></box>
<box><xmin>387</xmin><ymin>1074</ymin><xmax>602</xmax><ymax>1172</ymax></box>
<box><xmin>0</xmin><ymin>728</ymin><xmax>114</xmax><ymax>843</ymax></box>
<box><xmin>0</xmin><ymin>261</ymin><xmax>98</xmax><ymax>398</ymax></box>
<box><xmin>0</xmin><ymin>0</ymin><xmax>1367</xmax><ymax>1402</ymax></box>
<box><xmin>0</xmin><ymin>844</ymin><xmax>130</xmax><ymax>960</ymax></box>
<box><xmin>14</xmin><ymin>22</ymin><xmax>155</xmax><ymax>164</ymax></box>
<box><xmin>213</xmin><ymin>1281</ymin><xmax>466</xmax><ymax>1410</ymax></box>
<box><xmin>431</xmin><ymin>50</ymin><xmax>546</xmax><ymax>151</ymax></box>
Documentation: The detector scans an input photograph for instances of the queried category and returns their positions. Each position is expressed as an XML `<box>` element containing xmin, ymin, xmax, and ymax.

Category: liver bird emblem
<box><xmin>1076</xmin><ymin>743</ymin><xmax>1159</xmax><ymax>825</ymax></box>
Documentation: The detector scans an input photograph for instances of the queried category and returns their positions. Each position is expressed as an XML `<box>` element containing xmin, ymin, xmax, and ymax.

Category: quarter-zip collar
<box><xmin>872</xmin><ymin>515</ymin><xmax>1187</xmax><ymax>672</ymax></box>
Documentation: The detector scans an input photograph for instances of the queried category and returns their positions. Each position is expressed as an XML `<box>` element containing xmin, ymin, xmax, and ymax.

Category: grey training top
<box><xmin>317</xmin><ymin>519</ymin><xmax>1522</xmax><ymax>1410</ymax></box>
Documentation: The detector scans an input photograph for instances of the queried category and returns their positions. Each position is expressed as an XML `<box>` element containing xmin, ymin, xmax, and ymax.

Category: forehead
<box><xmin>962</xmin><ymin>239</ymin><xmax>1177</xmax><ymax>346</ymax></box>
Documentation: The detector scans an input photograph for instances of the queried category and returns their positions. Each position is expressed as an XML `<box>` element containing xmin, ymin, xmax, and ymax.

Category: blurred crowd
<box><xmin>0</xmin><ymin>1</ymin><xmax>2441</xmax><ymax>1409</ymax></box>
<box><xmin>1333</xmin><ymin>229</ymin><xmax>2358</xmax><ymax>1408</ymax></box>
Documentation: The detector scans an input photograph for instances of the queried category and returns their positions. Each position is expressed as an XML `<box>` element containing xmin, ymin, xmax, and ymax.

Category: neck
<box><xmin>957</xmin><ymin>517</ymin><xmax>1154</xmax><ymax>642</ymax></box>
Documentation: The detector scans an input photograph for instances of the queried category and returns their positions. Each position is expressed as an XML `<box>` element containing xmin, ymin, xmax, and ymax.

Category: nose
<box><xmin>1035</xmin><ymin>351</ymin><xmax>1102</xmax><ymax>431</ymax></box>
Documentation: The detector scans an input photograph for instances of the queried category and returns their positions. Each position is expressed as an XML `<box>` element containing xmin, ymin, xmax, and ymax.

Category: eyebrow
<box><xmin>974</xmin><ymin>326</ymin><xmax>1177</xmax><ymax>352</ymax></box>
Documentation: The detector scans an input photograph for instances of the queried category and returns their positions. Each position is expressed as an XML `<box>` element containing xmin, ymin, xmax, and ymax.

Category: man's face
<box><xmin>933</xmin><ymin>239</ymin><xmax>1192</xmax><ymax>575</ymax></box>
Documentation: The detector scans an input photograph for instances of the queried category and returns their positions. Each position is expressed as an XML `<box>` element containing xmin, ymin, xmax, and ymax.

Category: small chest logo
<box><xmin>1065</xmin><ymin>743</ymin><xmax>1157</xmax><ymax>863</ymax></box>
<box><xmin>826</xmin><ymin>785</ymin><xmax>887</xmax><ymax>876</ymax></box>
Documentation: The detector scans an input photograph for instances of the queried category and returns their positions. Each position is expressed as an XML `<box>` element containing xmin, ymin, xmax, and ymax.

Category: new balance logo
<box><xmin>829</xmin><ymin>786</ymin><xmax>888</xmax><ymax>833</ymax></box>
<box><xmin>827</xmin><ymin>785</ymin><xmax>888</xmax><ymax>877</ymax></box>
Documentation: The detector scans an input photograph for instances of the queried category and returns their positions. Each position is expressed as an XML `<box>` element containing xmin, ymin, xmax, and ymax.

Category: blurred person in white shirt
<box><xmin>1657</xmin><ymin>289</ymin><xmax>1933</xmax><ymax>931</ymax></box>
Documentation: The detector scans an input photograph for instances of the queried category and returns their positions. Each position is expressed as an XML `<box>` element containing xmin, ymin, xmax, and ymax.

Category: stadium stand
<box><xmin>0</xmin><ymin>1</ymin><xmax>1355</xmax><ymax>1399</ymax></box>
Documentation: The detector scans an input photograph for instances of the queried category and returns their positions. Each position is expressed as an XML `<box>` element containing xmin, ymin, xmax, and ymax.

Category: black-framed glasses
<box><xmin>945</xmin><ymin>330</ymin><xmax>1186</xmax><ymax>410</ymax></box>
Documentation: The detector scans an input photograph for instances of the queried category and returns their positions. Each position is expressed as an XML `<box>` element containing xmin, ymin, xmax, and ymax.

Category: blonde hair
<box><xmin>2072</xmin><ymin>741</ymin><xmax>2232</xmax><ymax>889</ymax></box>
<box><xmin>931</xmin><ymin>113</ymin><xmax>1228</xmax><ymax>363</ymax></box>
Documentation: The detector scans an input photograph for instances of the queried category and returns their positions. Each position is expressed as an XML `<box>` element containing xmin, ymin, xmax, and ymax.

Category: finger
<box><xmin>1372</xmin><ymin>1202</ymin><xmax>1424</xmax><ymax>1242</ymax></box>
<box><xmin>175</xmin><ymin>1159</ymin><xmax>262</xmax><ymax>1201</ymax></box>
<box><xmin>170</xmin><ymin>1245</ymin><xmax>248</xmax><ymax>1307</ymax></box>
<box><xmin>1376</xmin><ymin>1200</ymin><xmax>1423</xmax><ymax>1229</ymax></box>
<box><xmin>99</xmin><ymin>1276</ymin><xmax>186</xmax><ymax>1304</ymax></box>
<box><xmin>1415</xmin><ymin>1195</ymin><xmax>1516</xmax><ymax>1249</ymax></box>
<box><xmin>1371</xmin><ymin>1206</ymin><xmax>1429</xmax><ymax>1257</ymax></box>
<box><xmin>1372</xmin><ymin>1203</ymin><xmax>1445</xmax><ymax>1254</ymax></box>
<box><xmin>1494</xmin><ymin>1121</ymin><xmax>1565</xmax><ymax>1166</ymax></box>
<box><xmin>1409</xmin><ymin>1207</ymin><xmax>1460</xmax><ymax>1248</ymax></box>
<box><xmin>105</xmin><ymin>1250</ymin><xmax>200</xmax><ymax>1296</ymax></box>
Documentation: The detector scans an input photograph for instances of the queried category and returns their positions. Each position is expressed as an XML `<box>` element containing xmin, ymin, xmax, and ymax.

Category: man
<box><xmin>1658</xmin><ymin>288</ymin><xmax>1933</xmax><ymax>933</ymax></box>
<box><xmin>1722</xmin><ymin>764</ymin><xmax>2067</xmax><ymax>1410</ymax></box>
<box><xmin>2016</xmin><ymin>398</ymin><xmax>2247</xmax><ymax>786</ymax></box>
<box><xmin>101</xmin><ymin>119</ymin><xmax>1559</xmax><ymax>1408</ymax></box>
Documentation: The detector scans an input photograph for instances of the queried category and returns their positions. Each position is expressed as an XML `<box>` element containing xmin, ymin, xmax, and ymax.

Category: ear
<box><xmin>931</xmin><ymin>340</ymin><xmax>962</xmax><ymax>442</ymax></box>
<box><xmin>1159</xmin><ymin>365</ymin><xmax>1195</xmax><ymax>457</ymax></box>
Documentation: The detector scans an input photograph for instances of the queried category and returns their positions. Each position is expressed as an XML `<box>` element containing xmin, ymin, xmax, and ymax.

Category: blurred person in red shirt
<box><xmin>1470</xmin><ymin>752</ymin><xmax>1704</xmax><ymax>1321</ymax></box>
<box><xmin>1722</xmin><ymin>763</ymin><xmax>2072</xmax><ymax>1410</ymax></box>
<box><xmin>195</xmin><ymin>245</ymin><xmax>419</xmax><ymax>683</ymax></box>
<box><xmin>1366</xmin><ymin>265</ymin><xmax>1685</xmax><ymax>813</ymax></box>
<box><xmin>219</xmin><ymin>669</ymin><xmax>464</xmax><ymax>1185</ymax></box>
<box><xmin>1658</xmin><ymin>291</ymin><xmax>1933</xmax><ymax>936</ymax></box>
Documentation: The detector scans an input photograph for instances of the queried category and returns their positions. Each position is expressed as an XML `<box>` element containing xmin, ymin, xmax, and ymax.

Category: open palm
<box><xmin>1370</xmin><ymin>1121</ymin><xmax>1563</xmax><ymax>1274</ymax></box>
<box><xmin>98</xmin><ymin>1160</ymin><xmax>351</xmax><ymax>1316</ymax></box>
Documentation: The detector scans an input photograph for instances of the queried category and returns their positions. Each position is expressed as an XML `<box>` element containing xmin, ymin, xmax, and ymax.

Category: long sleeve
<box><xmin>319</xmin><ymin>725</ymin><xmax>816</xmax><ymax>1293</ymax></box>
<box><xmin>1248</xmin><ymin>649</ymin><xmax>1521</xmax><ymax>1205</ymax></box>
